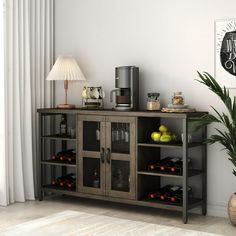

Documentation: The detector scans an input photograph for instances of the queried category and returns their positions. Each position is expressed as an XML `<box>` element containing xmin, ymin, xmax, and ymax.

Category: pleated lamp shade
<box><xmin>46</xmin><ymin>56</ymin><xmax>86</xmax><ymax>81</ymax></box>
<box><xmin>47</xmin><ymin>56</ymin><xmax>86</xmax><ymax>108</ymax></box>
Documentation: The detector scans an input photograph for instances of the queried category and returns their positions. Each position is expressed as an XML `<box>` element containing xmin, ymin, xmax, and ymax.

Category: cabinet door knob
<box><xmin>106</xmin><ymin>148</ymin><xmax>111</xmax><ymax>164</ymax></box>
<box><xmin>100</xmin><ymin>147</ymin><xmax>105</xmax><ymax>163</ymax></box>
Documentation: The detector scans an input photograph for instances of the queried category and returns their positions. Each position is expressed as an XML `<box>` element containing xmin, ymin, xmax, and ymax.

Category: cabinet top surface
<box><xmin>37</xmin><ymin>108</ymin><xmax>207</xmax><ymax>118</ymax></box>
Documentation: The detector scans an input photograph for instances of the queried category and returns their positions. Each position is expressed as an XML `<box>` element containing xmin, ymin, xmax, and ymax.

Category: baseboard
<box><xmin>207</xmin><ymin>202</ymin><xmax>228</xmax><ymax>218</ymax></box>
<box><xmin>190</xmin><ymin>201</ymin><xmax>228</xmax><ymax>218</ymax></box>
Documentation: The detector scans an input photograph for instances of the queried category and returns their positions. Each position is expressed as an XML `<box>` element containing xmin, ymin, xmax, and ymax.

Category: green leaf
<box><xmin>196</xmin><ymin>72</ymin><xmax>236</xmax><ymax>176</ymax></box>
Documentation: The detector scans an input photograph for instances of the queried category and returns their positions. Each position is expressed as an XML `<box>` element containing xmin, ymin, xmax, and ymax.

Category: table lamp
<box><xmin>46</xmin><ymin>55</ymin><xmax>86</xmax><ymax>108</ymax></box>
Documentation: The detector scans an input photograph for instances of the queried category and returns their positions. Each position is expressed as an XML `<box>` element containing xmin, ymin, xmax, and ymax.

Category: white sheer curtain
<box><xmin>0</xmin><ymin>0</ymin><xmax>6</xmax><ymax>206</ymax></box>
<box><xmin>1</xmin><ymin>0</ymin><xmax>54</xmax><ymax>206</ymax></box>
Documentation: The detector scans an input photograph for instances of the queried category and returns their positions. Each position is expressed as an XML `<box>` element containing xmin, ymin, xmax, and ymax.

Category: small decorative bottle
<box><xmin>60</xmin><ymin>115</ymin><xmax>67</xmax><ymax>136</ymax></box>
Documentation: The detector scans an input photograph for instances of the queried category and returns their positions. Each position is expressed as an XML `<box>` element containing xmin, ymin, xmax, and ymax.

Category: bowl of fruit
<box><xmin>151</xmin><ymin>124</ymin><xmax>177</xmax><ymax>143</ymax></box>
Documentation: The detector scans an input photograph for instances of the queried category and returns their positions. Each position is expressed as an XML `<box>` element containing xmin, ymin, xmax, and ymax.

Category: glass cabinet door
<box><xmin>78</xmin><ymin>115</ymin><xmax>106</xmax><ymax>196</ymax></box>
<box><xmin>111</xmin><ymin>160</ymin><xmax>130</xmax><ymax>192</ymax></box>
<box><xmin>83</xmin><ymin>121</ymin><xmax>101</xmax><ymax>152</ymax></box>
<box><xmin>105</xmin><ymin>116</ymin><xmax>136</xmax><ymax>199</ymax></box>
<box><xmin>111</xmin><ymin>122</ymin><xmax>130</xmax><ymax>154</ymax></box>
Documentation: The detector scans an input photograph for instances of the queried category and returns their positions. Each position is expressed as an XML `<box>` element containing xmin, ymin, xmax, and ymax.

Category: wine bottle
<box><xmin>60</xmin><ymin>150</ymin><xmax>71</xmax><ymax>162</ymax></box>
<box><xmin>159</xmin><ymin>157</ymin><xmax>191</xmax><ymax>173</ymax></box>
<box><xmin>59</xmin><ymin>173</ymin><xmax>75</xmax><ymax>187</ymax></box>
<box><xmin>56</xmin><ymin>149</ymin><xmax>74</xmax><ymax>162</ymax></box>
<box><xmin>160</xmin><ymin>157</ymin><xmax>176</xmax><ymax>171</ymax></box>
<box><xmin>148</xmin><ymin>192</ymin><xmax>159</xmax><ymax>199</ymax></box>
<box><xmin>66</xmin><ymin>174</ymin><xmax>76</xmax><ymax>188</ymax></box>
<box><xmin>170</xmin><ymin>158</ymin><xmax>191</xmax><ymax>173</ymax></box>
<box><xmin>51</xmin><ymin>154</ymin><xmax>58</xmax><ymax>161</ymax></box>
<box><xmin>147</xmin><ymin>163</ymin><xmax>157</xmax><ymax>171</ymax></box>
<box><xmin>159</xmin><ymin>185</ymin><xmax>174</xmax><ymax>200</ymax></box>
<box><xmin>148</xmin><ymin>185</ymin><xmax>172</xmax><ymax>201</ymax></box>
<box><xmin>163</xmin><ymin>185</ymin><xmax>181</xmax><ymax>200</ymax></box>
<box><xmin>147</xmin><ymin>160</ymin><xmax>161</xmax><ymax>171</ymax></box>
<box><xmin>51</xmin><ymin>174</ymin><xmax>69</xmax><ymax>186</ymax></box>
<box><xmin>66</xmin><ymin>150</ymin><xmax>76</xmax><ymax>162</ymax></box>
<box><xmin>60</xmin><ymin>115</ymin><xmax>67</xmax><ymax>136</ymax></box>
<box><xmin>170</xmin><ymin>186</ymin><xmax>192</xmax><ymax>203</ymax></box>
<box><xmin>51</xmin><ymin>150</ymin><xmax>67</xmax><ymax>161</ymax></box>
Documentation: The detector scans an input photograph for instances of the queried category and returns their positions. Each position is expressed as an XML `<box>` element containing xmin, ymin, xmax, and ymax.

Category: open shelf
<box><xmin>41</xmin><ymin>135</ymin><xmax>77</xmax><ymax>141</ymax></box>
<box><xmin>138</xmin><ymin>169</ymin><xmax>202</xmax><ymax>178</ymax></box>
<box><xmin>140</xmin><ymin>198</ymin><xmax>202</xmax><ymax>211</ymax></box>
<box><xmin>42</xmin><ymin>184</ymin><xmax>76</xmax><ymax>192</ymax></box>
<box><xmin>137</xmin><ymin>142</ymin><xmax>203</xmax><ymax>149</ymax></box>
<box><xmin>41</xmin><ymin>160</ymin><xmax>76</xmax><ymax>167</ymax></box>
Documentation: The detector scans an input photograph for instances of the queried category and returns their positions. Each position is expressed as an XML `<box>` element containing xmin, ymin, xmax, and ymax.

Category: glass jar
<box><xmin>147</xmin><ymin>93</ymin><xmax>160</xmax><ymax>110</ymax></box>
<box><xmin>172</xmin><ymin>92</ymin><xmax>184</xmax><ymax>105</ymax></box>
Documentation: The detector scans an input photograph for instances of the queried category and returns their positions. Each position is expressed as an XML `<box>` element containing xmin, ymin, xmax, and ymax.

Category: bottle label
<box><xmin>61</xmin><ymin>124</ymin><xmax>67</xmax><ymax>134</ymax></box>
<box><xmin>171</xmin><ymin>186</ymin><xmax>180</xmax><ymax>191</ymax></box>
<box><xmin>172</xmin><ymin>158</ymin><xmax>180</xmax><ymax>163</ymax></box>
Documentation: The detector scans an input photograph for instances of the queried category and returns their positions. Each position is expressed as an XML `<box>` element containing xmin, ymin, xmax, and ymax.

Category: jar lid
<box><xmin>174</xmin><ymin>92</ymin><xmax>182</xmax><ymax>95</ymax></box>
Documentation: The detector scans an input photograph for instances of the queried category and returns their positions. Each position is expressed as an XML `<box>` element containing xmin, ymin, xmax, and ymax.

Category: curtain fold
<box><xmin>1</xmin><ymin>0</ymin><xmax>54</xmax><ymax>206</ymax></box>
<box><xmin>0</xmin><ymin>0</ymin><xmax>6</xmax><ymax>206</ymax></box>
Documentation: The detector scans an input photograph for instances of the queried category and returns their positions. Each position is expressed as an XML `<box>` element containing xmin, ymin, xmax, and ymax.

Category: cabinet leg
<box><xmin>202</xmin><ymin>201</ymin><xmax>207</xmax><ymax>216</ymax></box>
<box><xmin>182</xmin><ymin>211</ymin><xmax>188</xmax><ymax>224</ymax></box>
<box><xmin>38</xmin><ymin>191</ymin><xmax>44</xmax><ymax>201</ymax></box>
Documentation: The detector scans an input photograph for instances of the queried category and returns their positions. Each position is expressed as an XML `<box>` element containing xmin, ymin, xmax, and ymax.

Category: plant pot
<box><xmin>228</xmin><ymin>193</ymin><xmax>236</xmax><ymax>226</ymax></box>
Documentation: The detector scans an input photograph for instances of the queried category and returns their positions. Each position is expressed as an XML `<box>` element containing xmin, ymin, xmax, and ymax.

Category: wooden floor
<box><xmin>0</xmin><ymin>195</ymin><xmax>235</xmax><ymax>235</ymax></box>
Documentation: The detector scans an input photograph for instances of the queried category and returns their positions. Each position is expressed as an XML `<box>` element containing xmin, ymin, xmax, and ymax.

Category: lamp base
<box><xmin>57</xmin><ymin>104</ymin><xmax>76</xmax><ymax>109</ymax></box>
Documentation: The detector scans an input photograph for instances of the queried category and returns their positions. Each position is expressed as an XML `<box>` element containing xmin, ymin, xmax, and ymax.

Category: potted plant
<box><xmin>192</xmin><ymin>72</ymin><xmax>236</xmax><ymax>226</ymax></box>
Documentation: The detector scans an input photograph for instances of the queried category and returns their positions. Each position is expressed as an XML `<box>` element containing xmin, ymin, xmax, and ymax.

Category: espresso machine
<box><xmin>110</xmin><ymin>66</ymin><xmax>139</xmax><ymax>111</ymax></box>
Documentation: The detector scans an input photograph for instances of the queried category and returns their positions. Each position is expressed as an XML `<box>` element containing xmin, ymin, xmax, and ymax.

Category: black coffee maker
<box><xmin>110</xmin><ymin>66</ymin><xmax>139</xmax><ymax>110</ymax></box>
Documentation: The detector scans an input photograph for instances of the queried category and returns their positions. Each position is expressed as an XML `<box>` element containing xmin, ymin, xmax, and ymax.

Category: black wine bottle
<box><xmin>65</xmin><ymin>150</ymin><xmax>76</xmax><ymax>162</ymax></box>
<box><xmin>60</xmin><ymin>115</ymin><xmax>67</xmax><ymax>136</ymax></box>
<box><xmin>170</xmin><ymin>158</ymin><xmax>191</xmax><ymax>173</ymax></box>
<box><xmin>59</xmin><ymin>173</ymin><xmax>75</xmax><ymax>187</ymax></box>
<box><xmin>56</xmin><ymin>149</ymin><xmax>74</xmax><ymax>161</ymax></box>
<box><xmin>160</xmin><ymin>157</ymin><xmax>175</xmax><ymax>171</ymax></box>
<box><xmin>170</xmin><ymin>186</ymin><xmax>192</xmax><ymax>203</ymax></box>
<box><xmin>147</xmin><ymin>161</ymin><xmax>161</xmax><ymax>171</ymax></box>
<box><xmin>160</xmin><ymin>185</ymin><xmax>178</xmax><ymax>201</ymax></box>
<box><xmin>66</xmin><ymin>174</ymin><xmax>76</xmax><ymax>188</ymax></box>
<box><xmin>148</xmin><ymin>185</ymin><xmax>172</xmax><ymax>200</ymax></box>
<box><xmin>163</xmin><ymin>186</ymin><xmax>181</xmax><ymax>199</ymax></box>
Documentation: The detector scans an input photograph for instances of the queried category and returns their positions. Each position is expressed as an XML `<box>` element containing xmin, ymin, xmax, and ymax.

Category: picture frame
<box><xmin>215</xmin><ymin>18</ymin><xmax>236</xmax><ymax>88</ymax></box>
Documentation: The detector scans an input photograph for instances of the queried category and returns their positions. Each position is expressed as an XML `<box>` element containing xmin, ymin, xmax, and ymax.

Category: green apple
<box><xmin>160</xmin><ymin>134</ymin><xmax>172</xmax><ymax>142</ymax></box>
<box><xmin>162</xmin><ymin>131</ymin><xmax>171</xmax><ymax>136</ymax></box>
<box><xmin>151</xmin><ymin>132</ymin><xmax>161</xmax><ymax>142</ymax></box>
<box><xmin>159</xmin><ymin>124</ymin><xmax>168</xmax><ymax>133</ymax></box>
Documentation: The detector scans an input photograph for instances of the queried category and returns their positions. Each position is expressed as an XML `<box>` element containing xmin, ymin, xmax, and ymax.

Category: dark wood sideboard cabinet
<box><xmin>37</xmin><ymin>108</ymin><xmax>207</xmax><ymax>224</ymax></box>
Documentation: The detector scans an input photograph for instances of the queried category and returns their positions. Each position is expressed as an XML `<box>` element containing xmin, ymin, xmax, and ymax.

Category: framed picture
<box><xmin>215</xmin><ymin>19</ymin><xmax>236</xmax><ymax>88</ymax></box>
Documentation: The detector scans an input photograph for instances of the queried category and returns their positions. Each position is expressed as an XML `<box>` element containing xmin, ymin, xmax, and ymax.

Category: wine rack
<box><xmin>38</xmin><ymin>109</ymin><xmax>207</xmax><ymax>224</ymax></box>
<box><xmin>137</xmin><ymin>115</ymin><xmax>207</xmax><ymax>223</ymax></box>
<box><xmin>38</xmin><ymin>112</ymin><xmax>78</xmax><ymax>196</ymax></box>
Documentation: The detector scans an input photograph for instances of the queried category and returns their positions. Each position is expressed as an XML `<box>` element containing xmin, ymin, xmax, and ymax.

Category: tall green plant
<box><xmin>192</xmin><ymin>72</ymin><xmax>236</xmax><ymax>176</ymax></box>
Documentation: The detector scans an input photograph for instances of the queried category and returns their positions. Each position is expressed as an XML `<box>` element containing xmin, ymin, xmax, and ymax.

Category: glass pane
<box><xmin>83</xmin><ymin>157</ymin><xmax>100</xmax><ymax>188</ymax></box>
<box><xmin>111</xmin><ymin>122</ymin><xmax>130</xmax><ymax>154</ymax></box>
<box><xmin>111</xmin><ymin>160</ymin><xmax>130</xmax><ymax>192</ymax></box>
<box><xmin>83</xmin><ymin>121</ymin><xmax>100</xmax><ymax>152</ymax></box>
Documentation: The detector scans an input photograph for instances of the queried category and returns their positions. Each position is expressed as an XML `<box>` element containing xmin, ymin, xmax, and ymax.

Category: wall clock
<box><xmin>215</xmin><ymin>19</ymin><xmax>236</xmax><ymax>88</ymax></box>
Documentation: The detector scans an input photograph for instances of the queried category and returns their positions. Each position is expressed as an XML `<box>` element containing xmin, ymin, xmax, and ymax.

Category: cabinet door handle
<box><xmin>100</xmin><ymin>147</ymin><xmax>105</xmax><ymax>163</ymax></box>
<box><xmin>106</xmin><ymin>148</ymin><xmax>111</xmax><ymax>164</ymax></box>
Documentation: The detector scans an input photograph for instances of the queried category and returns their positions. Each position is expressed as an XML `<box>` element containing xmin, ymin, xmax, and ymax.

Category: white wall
<box><xmin>55</xmin><ymin>0</ymin><xmax>236</xmax><ymax>217</ymax></box>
